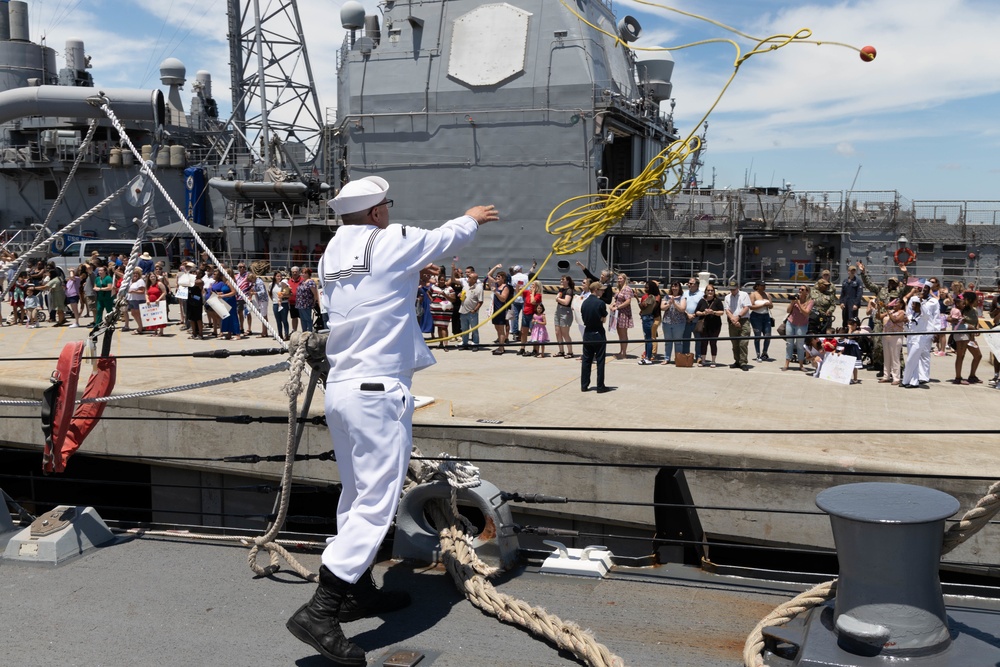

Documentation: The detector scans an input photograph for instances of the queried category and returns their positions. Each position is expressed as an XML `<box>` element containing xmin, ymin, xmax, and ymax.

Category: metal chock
<box><xmin>393</xmin><ymin>479</ymin><xmax>518</xmax><ymax>570</ymax></box>
<box><xmin>3</xmin><ymin>505</ymin><xmax>114</xmax><ymax>566</ymax></box>
<box><xmin>539</xmin><ymin>540</ymin><xmax>613</xmax><ymax>578</ymax></box>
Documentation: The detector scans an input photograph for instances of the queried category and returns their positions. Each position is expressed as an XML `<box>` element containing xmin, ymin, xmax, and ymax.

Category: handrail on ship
<box><xmin>3</xmin><ymin>447</ymin><xmax>1000</xmax><ymax>583</ymax></box>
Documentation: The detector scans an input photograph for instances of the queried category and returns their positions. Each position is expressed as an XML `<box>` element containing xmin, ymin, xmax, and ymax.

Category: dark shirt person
<box><xmin>581</xmin><ymin>282</ymin><xmax>613</xmax><ymax>392</ymax></box>
<box><xmin>576</xmin><ymin>260</ymin><xmax>613</xmax><ymax>305</ymax></box>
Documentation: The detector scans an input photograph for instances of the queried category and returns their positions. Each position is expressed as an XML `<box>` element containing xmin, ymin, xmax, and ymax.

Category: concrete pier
<box><xmin>1</xmin><ymin>318</ymin><xmax>998</xmax><ymax>564</ymax></box>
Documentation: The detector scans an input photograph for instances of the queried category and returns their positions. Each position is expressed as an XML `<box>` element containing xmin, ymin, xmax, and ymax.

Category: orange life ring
<box><xmin>894</xmin><ymin>247</ymin><xmax>916</xmax><ymax>266</ymax></box>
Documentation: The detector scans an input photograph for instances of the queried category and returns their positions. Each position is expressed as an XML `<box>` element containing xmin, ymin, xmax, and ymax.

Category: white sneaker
<box><xmin>68</xmin><ymin>323</ymin><xmax>79</xmax><ymax>328</ymax></box>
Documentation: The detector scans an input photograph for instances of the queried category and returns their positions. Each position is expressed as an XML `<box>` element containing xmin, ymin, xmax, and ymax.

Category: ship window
<box><xmin>942</xmin><ymin>268</ymin><xmax>965</xmax><ymax>278</ymax></box>
<box><xmin>43</xmin><ymin>180</ymin><xmax>59</xmax><ymax>199</ymax></box>
<box><xmin>941</xmin><ymin>257</ymin><xmax>966</xmax><ymax>266</ymax></box>
<box><xmin>941</xmin><ymin>244</ymin><xmax>967</xmax><ymax>252</ymax></box>
<box><xmin>916</xmin><ymin>243</ymin><xmax>935</xmax><ymax>253</ymax></box>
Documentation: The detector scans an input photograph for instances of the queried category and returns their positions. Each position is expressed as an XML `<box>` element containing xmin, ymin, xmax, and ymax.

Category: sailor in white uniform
<box><xmin>902</xmin><ymin>282</ymin><xmax>939</xmax><ymax>388</ymax></box>
<box><xmin>286</xmin><ymin>175</ymin><xmax>499</xmax><ymax>666</ymax></box>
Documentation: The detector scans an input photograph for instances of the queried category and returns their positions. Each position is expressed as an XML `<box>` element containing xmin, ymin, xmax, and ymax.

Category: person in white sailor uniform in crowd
<box><xmin>286</xmin><ymin>175</ymin><xmax>499</xmax><ymax>665</ymax></box>
<box><xmin>902</xmin><ymin>281</ymin><xmax>940</xmax><ymax>388</ymax></box>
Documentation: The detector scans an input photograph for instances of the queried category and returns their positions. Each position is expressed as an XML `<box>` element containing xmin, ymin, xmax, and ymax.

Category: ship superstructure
<box><xmin>0</xmin><ymin>1</ymin><xmax>228</xmax><ymax>258</ymax></box>
<box><xmin>327</xmin><ymin>0</ymin><xmax>678</xmax><ymax>278</ymax></box>
<box><xmin>609</xmin><ymin>186</ymin><xmax>1000</xmax><ymax>286</ymax></box>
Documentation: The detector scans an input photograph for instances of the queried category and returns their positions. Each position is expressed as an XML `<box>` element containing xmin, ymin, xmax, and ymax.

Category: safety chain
<box><xmin>742</xmin><ymin>479</ymin><xmax>1000</xmax><ymax>666</ymax></box>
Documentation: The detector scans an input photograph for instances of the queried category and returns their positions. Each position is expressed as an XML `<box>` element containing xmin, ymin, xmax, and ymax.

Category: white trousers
<box><xmin>903</xmin><ymin>332</ymin><xmax>932</xmax><ymax>386</ymax></box>
<box><xmin>321</xmin><ymin>374</ymin><xmax>413</xmax><ymax>583</ymax></box>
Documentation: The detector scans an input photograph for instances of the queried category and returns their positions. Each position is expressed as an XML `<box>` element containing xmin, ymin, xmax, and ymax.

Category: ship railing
<box><xmin>605</xmin><ymin>257</ymin><xmax>727</xmax><ymax>284</ymax></box>
<box><xmin>5</xmin><ymin>450</ymin><xmax>1000</xmax><ymax>586</ymax></box>
<box><xmin>0</xmin><ymin>228</ymin><xmax>40</xmax><ymax>255</ymax></box>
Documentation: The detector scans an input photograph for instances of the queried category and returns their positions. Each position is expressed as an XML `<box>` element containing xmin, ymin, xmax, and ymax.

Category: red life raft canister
<box><xmin>41</xmin><ymin>341</ymin><xmax>117</xmax><ymax>474</ymax></box>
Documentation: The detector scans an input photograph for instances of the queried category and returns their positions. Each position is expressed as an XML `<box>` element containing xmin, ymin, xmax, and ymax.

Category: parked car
<box><xmin>50</xmin><ymin>239</ymin><xmax>170</xmax><ymax>273</ymax></box>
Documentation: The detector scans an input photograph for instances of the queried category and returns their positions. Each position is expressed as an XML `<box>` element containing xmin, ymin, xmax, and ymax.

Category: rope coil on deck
<box><xmin>743</xmin><ymin>479</ymin><xmax>1000</xmax><ymax>666</ymax></box>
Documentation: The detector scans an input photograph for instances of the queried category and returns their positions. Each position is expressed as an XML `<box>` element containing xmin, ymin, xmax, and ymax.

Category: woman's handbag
<box><xmin>674</xmin><ymin>352</ymin><xmax>695</xmax><ymax>367</ymax></box>
<box><xmin>693</xmin><ymin>317</ymin><xmax>705</xmax><ymax>335</ymax></box>
<box><xmin>777</xmin><ymin>317</ymin><xmax>788</xmax><ymax>336</ymax></box>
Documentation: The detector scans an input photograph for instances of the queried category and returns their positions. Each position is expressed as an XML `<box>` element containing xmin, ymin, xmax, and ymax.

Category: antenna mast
<box><xmin>227</xmin><ymin>0</ymin><xmax>325</xmax><ymax>170</ymax></box>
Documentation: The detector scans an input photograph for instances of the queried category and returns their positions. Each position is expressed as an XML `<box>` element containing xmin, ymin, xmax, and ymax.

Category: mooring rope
<box><xmin>407</xmin><ymin>445</ymin><xmax>626</xmax><ymax>667</ymax></box>
<box><xmin>742</xmin><ymin>479</ymin><xmax>1000</xmax><ymax>666</ymax></box>
<box><xmin>0</xmin><ymin>360</ymin><xmax>290</xmax><ymax>407</ymax></box>
<box><xmin>99</xmin><ymin>101</ymin><xmax>286</xmax><ymax>348</ymax></box>
<box><xmin>245</xmin><ymin>340</ymin><xmax>318</xmax><ymax>580</ymax></box>
<box><xmin>0</xmin><ymin>119</ymin><xmax>101</xmax><ymax>302</ymax></box>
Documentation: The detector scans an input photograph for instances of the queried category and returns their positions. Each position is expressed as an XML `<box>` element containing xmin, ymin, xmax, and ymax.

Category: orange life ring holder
<box><xmin>894</xmin><ymin>247</ymin><xmax>916</xmax><ymax>266</ymax></box>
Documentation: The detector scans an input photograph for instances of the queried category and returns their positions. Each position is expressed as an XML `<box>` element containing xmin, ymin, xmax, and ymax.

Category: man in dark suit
<box><xmin>581</xmin><ymin>281</ymin><xmax>613</xmax><ymax>392</ymax></box>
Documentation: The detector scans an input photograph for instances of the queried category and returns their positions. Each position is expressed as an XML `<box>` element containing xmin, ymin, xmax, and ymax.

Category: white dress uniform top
<box><xmin>902</xmin><ymin>293</ymin><xmax>940</xmax><ymax>387</ymax></box>
<box><xmin>317</xmin><ymin>178</ymin><xmax>480</xmax><ymax>583</ymax></box>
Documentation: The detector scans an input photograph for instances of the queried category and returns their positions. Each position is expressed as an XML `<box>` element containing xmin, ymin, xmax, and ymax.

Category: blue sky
<box><xmin>25</xmin><ymin>0</ymin><xmax>999</xmax><ymax>201</ymax></box>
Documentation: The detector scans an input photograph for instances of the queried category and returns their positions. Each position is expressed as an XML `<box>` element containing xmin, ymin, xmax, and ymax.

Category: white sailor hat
<box><xmin>327</xmin><ymin>176</ymin><xmax>390</xmax><ymax>216</ymax></box>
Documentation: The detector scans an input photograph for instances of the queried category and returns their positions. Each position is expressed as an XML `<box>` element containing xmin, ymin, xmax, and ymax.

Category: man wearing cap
<box><xmin>839</xmin><ymin>265</ymin><xmax>863</xmax><ymax>328</ymax></box>
<box><xmin>724</xmin><ymin>280</ymin><xmax>752</xmax><ymax>370</ymax></box>
<box><xmin>810</xmin><ymin>278</ymin><xmax>837</xmax><ymax>334</ymax></box>
<box><xmin>902</xmin><ymin>281</ymin><xmax>940</xmax><ymax>388</ymax></box>
<box><xmin>286</xmin><ymin>175</ymin><xmax>499</xmax><ymax>665</ymax></box>
<box><xmin>858</xmin><ymin>260</ymin><xmax>908</xmax><ymax>376</ymax></box>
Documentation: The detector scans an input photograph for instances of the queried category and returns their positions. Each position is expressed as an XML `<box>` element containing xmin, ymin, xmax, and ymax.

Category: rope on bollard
<box><xmin>742</xmin><ymin>478</ymin><xmax>1000</xmax><ymax>666</ymax></box>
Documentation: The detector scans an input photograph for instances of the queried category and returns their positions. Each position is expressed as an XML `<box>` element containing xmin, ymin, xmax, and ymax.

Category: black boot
<box><xmin>338</xmin><ymin>568</ymin><xmax>412</xmax><ymax>622</ymax></box>
<box><xmin>286</xmin><ymin>566</ymin><xmax>366</xmax><ymax>666</ymax></box>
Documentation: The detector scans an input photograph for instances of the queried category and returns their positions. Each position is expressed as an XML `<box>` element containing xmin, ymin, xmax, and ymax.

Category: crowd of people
<box><xmin>407</xmin><ymin>256</ymin><xmax>1000</xmax><ymax>391</ymax></box>
<box><xmin>0</xmin><ymin>249</ymin><xmax>326</xmax><ymax>342</ymax></box>
<box><xmin>3</xmin><ymin>246</ymin><xmax>999</xmax><ymax>390</ymax></box>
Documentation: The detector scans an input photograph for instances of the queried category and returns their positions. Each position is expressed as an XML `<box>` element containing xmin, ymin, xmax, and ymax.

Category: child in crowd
<box><xmin>9</xmin><ymin>276</ymin><xmax>25</xmax><ymax>324</ymax></box>
<box><xmin>530</xmin><ymin>303</ymin><xmax>549</xmax><ymax>357</ymax></box>
<box><xmin>839</xmin><ymin>321</ymin><xmax>864</xmax><ymax>385</ymax></box>
<box><xmin>803</xmin><ymin>336</ymin><xmax>826</xmax><ymax>376</ymax></box>
<box><xmin>23</xmin><ymin>286</ymin><xmax>39</xmax><ymax>328</ymax></box>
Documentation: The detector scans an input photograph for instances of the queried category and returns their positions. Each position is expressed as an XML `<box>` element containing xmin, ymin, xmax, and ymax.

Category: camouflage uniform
<box><xmin>809</xmin><ymin>284</ymin><xmax>839</xmax><ymax>333</ymax></box>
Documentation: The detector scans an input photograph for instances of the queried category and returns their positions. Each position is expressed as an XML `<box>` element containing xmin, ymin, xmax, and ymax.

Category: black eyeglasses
<box><xmin>368</xmin><ymin>199</ymin><xmax>393</xmax><ymax>215</ymax></box>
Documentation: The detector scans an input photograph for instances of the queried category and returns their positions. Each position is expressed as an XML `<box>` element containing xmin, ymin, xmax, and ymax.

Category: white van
<box><xmin>51</xmin><ymin>239</ymin><xmax>170</xmax><ymax>273</ymax></box>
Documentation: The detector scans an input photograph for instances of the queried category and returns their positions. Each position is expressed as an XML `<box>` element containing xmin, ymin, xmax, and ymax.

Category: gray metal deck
<box><xmin>1</xmin><ymin>533</ymin><xmax>800</xmax><ymax>666</ymax></box>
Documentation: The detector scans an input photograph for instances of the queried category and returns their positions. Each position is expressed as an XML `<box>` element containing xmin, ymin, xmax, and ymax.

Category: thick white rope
<box><xmin>246</xmin><ymin>342</ymin><xmax>318</xmax><ymax>581</ymax></box>
<box><xmin>100</xmin><ymin>102</ymin><xmax>287</xmax><ymax>348</ymax></box>
<box><xmin>406</xmin><ymin>447</ymin><xmax>625</xmax><ymax>666</ymax></box>
<box><xmin>1</xmin><ymin>120</ymin><xmax>101</xmax><ymax>299</ymax></box>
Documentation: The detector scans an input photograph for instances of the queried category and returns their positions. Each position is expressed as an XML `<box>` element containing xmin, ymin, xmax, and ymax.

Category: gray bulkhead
<box><xmin>333</xmin><ymin>0</ymin><xmax>677</xmax><ymax>277</ymax></box>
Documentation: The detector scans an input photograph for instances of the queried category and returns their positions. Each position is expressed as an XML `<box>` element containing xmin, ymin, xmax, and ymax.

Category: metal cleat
<box><xmin>539</xmin><ymin>540</ymin><xmax>613</xmax><ymax>578</ymax></box>
<box><xmin>3</xmin><ymin>505</ymin><xmax>114</xmax><ymax>566</ymax></box>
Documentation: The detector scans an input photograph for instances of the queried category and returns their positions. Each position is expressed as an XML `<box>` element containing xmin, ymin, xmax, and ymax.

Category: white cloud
<box><xmin>835</xmin><ymin>142</ymin><xmax>855</xmax><ymax>156</ymax></box>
